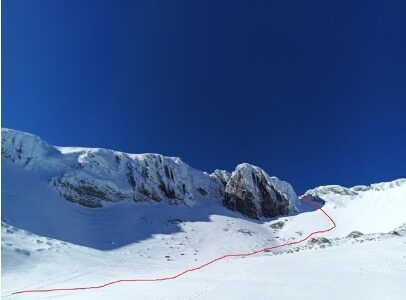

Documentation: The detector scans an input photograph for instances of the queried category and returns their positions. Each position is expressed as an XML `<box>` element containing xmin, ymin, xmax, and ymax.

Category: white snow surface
<box><xmin>299</xmin><ymin>179</ymin><xmax>406</xmax><ymax>237</ymax></box>
<box><xmin>2</xmin><ymin>128</ymin><xmax>406</xmax><ymax>299</ymax></box>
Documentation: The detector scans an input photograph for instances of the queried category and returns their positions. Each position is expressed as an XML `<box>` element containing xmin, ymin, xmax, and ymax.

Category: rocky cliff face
<box><xmin>224</xmin><ymin>164</ymin><xmax>297</xmax><ymax>219</ymax></box>
<box><xmin>2</xmin><ymin>128</ymin><xmax>298</xmax><ymax>218</ymax></box>
<box><xmin>51</xmin><ymin>150</ymin><xmax>224</xmax><ymax>208</ymax></box>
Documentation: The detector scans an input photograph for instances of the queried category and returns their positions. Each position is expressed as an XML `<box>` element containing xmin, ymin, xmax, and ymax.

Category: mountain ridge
<box><xmin>2</xmin><ymin>128</ymin><xmax>298</xmax><ymax>219</ymax></box>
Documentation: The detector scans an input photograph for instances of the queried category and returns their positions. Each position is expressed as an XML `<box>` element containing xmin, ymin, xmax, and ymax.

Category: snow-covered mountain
<box><xmin>2</xmin><ymin>128</ymin><xmax>406</xmax><ymax>299</ymax></box>
<box><xmin>2</xmin><ymin>128</ymin><xmax>298</xmax><ymax>218</ymax></box>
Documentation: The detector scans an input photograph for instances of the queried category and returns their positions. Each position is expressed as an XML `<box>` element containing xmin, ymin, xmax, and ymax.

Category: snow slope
<box><xmin>3</xmin><ymin>221</ymin><xmax>406</xmax><ymax>300</ymax></box>
<box><xmin>299</xmin><ymin>179</ymin><xmax>406</xmax><ymax>238</ymax></box>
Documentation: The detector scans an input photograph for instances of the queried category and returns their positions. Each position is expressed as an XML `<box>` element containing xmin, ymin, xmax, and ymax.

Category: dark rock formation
<box><xmin>223</xmin><ymin>164</ymin><xmax>294</xmax><ymax>219</ymax></box>
<box><xmin>307</xmin><ymin>237</ymin><xmax>331</xmax><ymax>248</ymax></box>
<box><xmin>269</xmin><ymin>221</ymin><xmax>285</xmax><ymax>230</ymax></box>
<box><xmin>346</xmin><ymin>231</ymin><xmax>364</xmax><ymax>238</ymax></box>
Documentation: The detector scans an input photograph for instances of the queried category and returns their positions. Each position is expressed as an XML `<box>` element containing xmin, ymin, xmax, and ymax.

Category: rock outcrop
<box><xmin>223</xmin><ymin>164</ymin><xmax>297</xmax><ymax>219</ymax></box>
<box><xmin>346</xmin><ymin>231</ymin><xmax>364</xmax><ymax>238</ymax></box>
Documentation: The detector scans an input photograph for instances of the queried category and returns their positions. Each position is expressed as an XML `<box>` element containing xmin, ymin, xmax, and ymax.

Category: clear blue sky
<box><xmin>3</xmin><ymin>0</ymin><xmax>406</xmax><ymax>193</ymax></box>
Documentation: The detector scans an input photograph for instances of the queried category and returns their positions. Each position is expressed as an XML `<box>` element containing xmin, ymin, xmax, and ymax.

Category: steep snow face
<box><xmin>223</xmin><ymin>163</ymin><xmax>297</xmax><ymax>219</ymax></box>
<box><xmin>1</xmin><ymin>128</ymin><xmax>65</xmax><ymax>170</ymax></box>
<box><xmin>2</xmin><ymin>129</ymin><xmax>298</xmax><ymax>217</ymax></box>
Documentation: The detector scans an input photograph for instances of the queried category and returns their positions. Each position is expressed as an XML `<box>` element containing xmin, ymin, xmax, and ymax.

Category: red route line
<box><xmin>11</xmin><ymin>197</ymin><xmax>336</xmax><ymax>296</ymax></box>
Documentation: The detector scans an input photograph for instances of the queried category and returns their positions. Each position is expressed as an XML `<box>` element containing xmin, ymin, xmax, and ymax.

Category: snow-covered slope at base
<box><xmin>3</xmin><ymin>224</ymin><xmax>405</xmax><ymax>300</ymax></box>
<box><xmin>297</xmin><ymin>180</ymin><xmax>406</xmax><ymax>238</ymax></box>
<box><xmin>324</xmin><ymin>185</ymin><xmax>406</xmax><ymax>237</ymax></box>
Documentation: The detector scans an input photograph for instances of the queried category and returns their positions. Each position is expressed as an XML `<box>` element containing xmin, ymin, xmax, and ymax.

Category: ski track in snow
<box><xmin>11</xmin><ymin>198</ymin><xmax>337</xmax><ymax>296</ymax></box>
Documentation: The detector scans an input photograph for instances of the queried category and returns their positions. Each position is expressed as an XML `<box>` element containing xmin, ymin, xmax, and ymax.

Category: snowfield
<box><xmin>3</xmin><ymin>222</ymin><xmax>406</xmax><ymax>300</ymax></box>
<box><xmin>2</xmin><ymin>129</ymin><xmax>406</xmax><ymax>299</ymax></box>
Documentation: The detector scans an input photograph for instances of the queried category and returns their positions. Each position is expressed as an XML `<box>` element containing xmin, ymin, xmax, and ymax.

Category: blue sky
<box><xmin>3</xmin><ymin>0</ymin><xmax>406</xmax><ymax>192</ymax></box>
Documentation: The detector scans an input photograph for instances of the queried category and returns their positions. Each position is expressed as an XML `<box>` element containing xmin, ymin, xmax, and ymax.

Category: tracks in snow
<box><xmin>11</xmin><ymin>198</ymin><xmax>336</xmax><ymax>296</ymax></box>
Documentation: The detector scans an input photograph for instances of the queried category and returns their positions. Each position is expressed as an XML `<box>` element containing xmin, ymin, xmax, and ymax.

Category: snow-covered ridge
<box><xmin>2</xmin><ymin>128</ymin><xmax>297</xmax><ymax>218</ymax></box>
<box><xmin>303</xmin><ymin>178</ymin><xmax>406</xmax><ymax>201</ymax></box>
<box><xmin>1</xmin><ymin>128</ymin><xmax>63</xmax><ymax>166</ymax></box>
